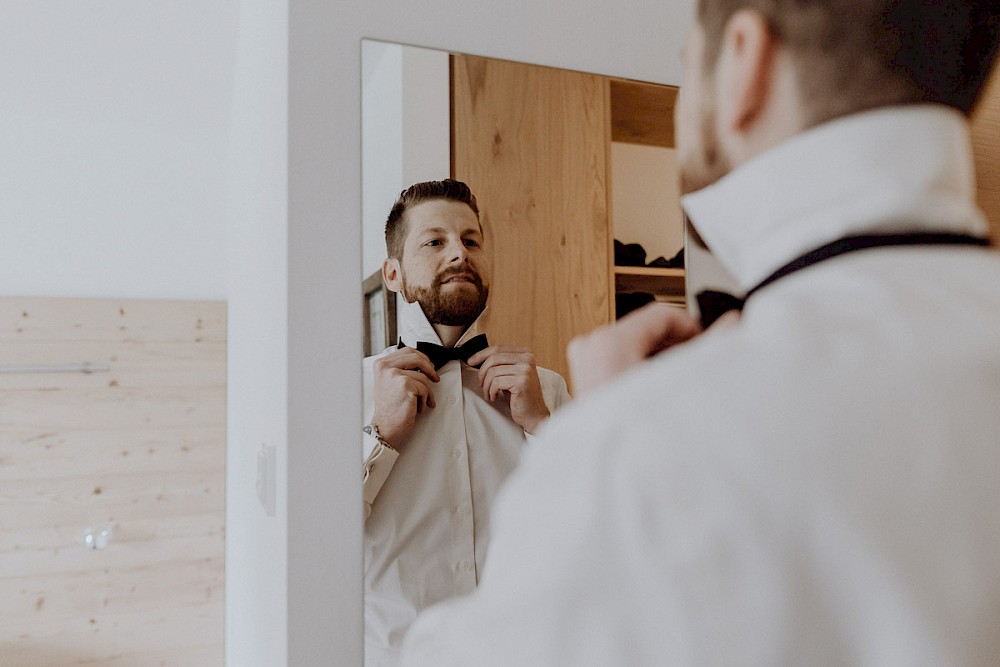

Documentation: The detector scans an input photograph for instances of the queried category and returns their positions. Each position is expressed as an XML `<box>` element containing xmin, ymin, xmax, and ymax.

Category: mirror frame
<box><xmin>285</xmin><ymin>1</ymin><xmax>693</xmax><ymax>663</ymax></box>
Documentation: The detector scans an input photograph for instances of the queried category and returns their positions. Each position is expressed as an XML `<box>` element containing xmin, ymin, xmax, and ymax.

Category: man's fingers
<box><xmin>465</xmin><ymin>346</ymin><xmax>493</xmax><ymax>368</ymax></box>
<box><xmin>480</xmin><ymin>362</ymin><xmax>530</xmax><ymax>394</ymax></box>
<box><xmin>614</xmin><ymin>303</ymin><xmax>702</xmax><ymax>356</ymax></box>
<box><xmin>484</xmin><ymin>374</ymin><xmax>516</xmax><ymax>402</ymax></box>
<box><xmin>567</xmin><ymin>303</ymin><xmax>703</xmax><ymax>397</ymax></box>
<box><xmin>474</xmin><ymin>350</ymin><xmax>534</xmax><ymax>386</ymax></box>
<box><xmin>400</xmin><ymin>370</ymin><xmax>436</xmax><ymax>405</ymax></box>
<box><xmin>467</xmin><ymin>345</ymin><xmax>529</xmax><ymax>369</ymax></box>
<box><xmin>375</xmin><ymin>348</ymin><xmax>440</xmax><ymax>382</ymax></box>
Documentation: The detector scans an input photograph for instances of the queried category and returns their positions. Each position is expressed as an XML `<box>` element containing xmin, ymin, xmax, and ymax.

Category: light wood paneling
<box><xmin>0</xmin><ymin>297</ymin><xmax>225</xmax><ymax>666</ymax></box>
<box><xmin>451</xmin><ymin>54</ymin><xmax>612</xmax><ymax>380</ymax></box>
<box><xmin>972</xmin><ymin>68</ymin><xmax>1000</xmax><ymax>244</ymax></box>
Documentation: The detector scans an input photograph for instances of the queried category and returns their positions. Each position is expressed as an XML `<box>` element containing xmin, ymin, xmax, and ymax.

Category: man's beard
<box><xmin>679</xmin><ymin>103</ymin><xmax>731</xmax><ymax>195</ymax></box>
<box><xmin>402</xmin><ymin>266</ymin><xmax>489</xmax><ymax>327</ymax></box>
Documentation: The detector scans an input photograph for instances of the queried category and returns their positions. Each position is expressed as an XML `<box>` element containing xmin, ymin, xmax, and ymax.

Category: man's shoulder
<box><xmin>534</xmin><ymin>364</ymin><xmax>563</xmax><ymax>381</ymax></box>
<box><xmin>534</xmin><ymin>364</ymin><xmax>568</xmax><ymax>391</ymax></box>
<box><xmin>533</xmin><ymin>364</ymin><xmax>571</xmax><ymax>408</ymax></box>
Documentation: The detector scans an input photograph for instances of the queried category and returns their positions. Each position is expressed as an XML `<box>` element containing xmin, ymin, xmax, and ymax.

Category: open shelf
<box><xmin>614</xmin><ymin>265</ymin><xmax>685</xmax><ymax>299</ymax></box>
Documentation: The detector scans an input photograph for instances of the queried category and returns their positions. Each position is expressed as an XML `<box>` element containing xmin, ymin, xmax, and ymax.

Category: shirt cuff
<box><xmin>363</xmin><ymin>440</ymin><xmax>399</xmax><ymax>516</ymax></box>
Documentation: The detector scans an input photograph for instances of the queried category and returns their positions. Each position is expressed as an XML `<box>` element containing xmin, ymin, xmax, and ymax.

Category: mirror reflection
<box><xmin>359</xmin><ymin>40</ymin><xmax>724</xmax><ymax>666</ymax></box>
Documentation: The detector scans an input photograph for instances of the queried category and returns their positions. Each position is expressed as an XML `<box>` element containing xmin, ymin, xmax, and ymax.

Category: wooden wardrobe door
<box><xmin>451</xmin><ymin>54</ymin><xmax>612</xmax><ymax>382</ymax></box>
<box><xmin>972</xmin><ymin>70</ymin><xmax>1000</xmax><ymax>244</ymax></box>
<box><xmin>0</xmin><ymin>297</ymin><xmax>225</xmax><ymax>666</ymax></box>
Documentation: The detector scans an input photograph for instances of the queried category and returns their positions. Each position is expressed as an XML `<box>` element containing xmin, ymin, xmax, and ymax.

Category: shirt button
<box><xmin>452</xmin><ymin>449</ymin><xmax>462</xmax><ymax>460</ymax></box>
<box><xmin>459</xmin><ymin>560</ymin><xmax>471</xmax><ymax>572</ymax></box>
<box><xmin>447</xmin><ymin>395</ymin><xmax>458</xmax><ymax>405</ymax></box>
<box><xmin>457</xmin><ymin>504</ymin><xmax>468</xmax><ymax>515</ymax></box>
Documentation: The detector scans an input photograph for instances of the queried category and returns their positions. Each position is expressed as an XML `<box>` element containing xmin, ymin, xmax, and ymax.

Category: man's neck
<box><xmin>432</xmin><ymin>323</ymin><xmax>469</xmax><ymax>348</ymax></box>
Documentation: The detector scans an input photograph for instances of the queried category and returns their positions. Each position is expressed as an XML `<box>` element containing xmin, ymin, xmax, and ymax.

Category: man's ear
<box><xmin>715</xmin><ymin>9</ymin><xmax>777</xmax><ymax>133</ymax></box>
<box><xmin>382</xmin><ymin>257</ymin><xmax>403</xmax><ymax>294</ymax></box>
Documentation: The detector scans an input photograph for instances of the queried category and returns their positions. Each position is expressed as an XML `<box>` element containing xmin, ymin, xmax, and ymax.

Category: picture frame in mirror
<box><xmin>363</xmin><ymin>270</ymin><xmax>396</xmax><ymax>356</ymax></box>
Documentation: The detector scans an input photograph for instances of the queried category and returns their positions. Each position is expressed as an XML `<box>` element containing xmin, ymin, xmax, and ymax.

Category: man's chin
<box><xmin>431</xmin><ymin>296</ymin><xmax>488</xmax><ymax>327</ymax></box>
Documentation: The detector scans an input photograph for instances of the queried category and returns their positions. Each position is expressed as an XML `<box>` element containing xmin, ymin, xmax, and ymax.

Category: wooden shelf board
<box><xmin>614</xmin><ymin>266</ymin><xmax>685</xmax><ymax>277</ymax></box>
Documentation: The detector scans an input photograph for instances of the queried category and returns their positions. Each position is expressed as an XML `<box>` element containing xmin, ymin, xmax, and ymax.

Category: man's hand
<box><xmin>371</xmin><ymin>347</ymin><xmax>440</xmax><ymax>448</ymax></box>
<box><xmin>567</xmin><ymin>303</ymin><xmax>712</xmax><ymax>397</ymax></box>
<box><xmin>468</xmin><ymin>346</ymin><xmax>550</xmax><ymax>434</ymax></box>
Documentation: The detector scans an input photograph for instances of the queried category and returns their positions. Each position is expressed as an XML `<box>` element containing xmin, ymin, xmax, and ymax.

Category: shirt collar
<box><xmin>681</xmin><ymin>104</ymin><xmax>989</xmax><ymax>291</ymax></box>
<box><xmin>396</xmin><ymin>297</ymin><xmax>487</xmax><ymax>348</ymax></box>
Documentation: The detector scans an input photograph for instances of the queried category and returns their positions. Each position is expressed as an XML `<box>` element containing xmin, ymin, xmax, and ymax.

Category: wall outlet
<box><xmin>256</xmin><ymin>443</ymin><xmax>277</xmax><ymax>517</ymax></box>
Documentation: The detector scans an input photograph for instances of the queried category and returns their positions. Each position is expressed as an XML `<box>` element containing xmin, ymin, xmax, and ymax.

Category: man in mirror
<box><xmin>362</xmin><ymin>178</ymin><xmax>570</xmax><ymax>666</ymax></box>
<box><xmin>400</xmin><ymin>1</ymin><xmax>1000</xmax><ymax>664</ymax></box>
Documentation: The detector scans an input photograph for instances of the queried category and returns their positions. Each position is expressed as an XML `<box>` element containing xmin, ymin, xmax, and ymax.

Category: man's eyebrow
<box><xmin>417</xmin><ymin>226</ymin><xmax>482</xmax><ymax>237</ymax></box>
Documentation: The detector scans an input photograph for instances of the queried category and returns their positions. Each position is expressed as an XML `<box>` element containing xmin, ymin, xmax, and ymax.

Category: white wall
<box><xmin>225</xmin><ymin>2</ymin><xmax>289</xmax><ymax>667</ymax></box>
<box><xmin>401</xmin><ymin>46</ymin><xmax>451</xmax><ymax>187</ymax></box>
<box><xmin>361</xmin><ymin>42</ymin><xmax>405</xmax><ymax>279</ymax></box>
<box><xmin>0</xmin><ymin>1</ymin><xmax>237</xmax><ymax>300</ymax></box>
<box><xmin>612</xmin><ymin>142</ymin><xmax>686</xmax><ymax>262</ymax></box>
<box><xmin>361</xmin><ymin>42</ymin><xmax>450</xmax><ymax>279</ymax></box>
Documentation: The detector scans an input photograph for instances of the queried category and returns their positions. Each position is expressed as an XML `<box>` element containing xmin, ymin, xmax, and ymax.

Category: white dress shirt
<box><xmin>363</xmin><ymin>299</ymin><xmax>570</xmax><ymax>667</ymax></box>
<box><xmin>400</xmin><ymin>105</ymin><xmax>1000</xmax><ymax>666</ymax></box>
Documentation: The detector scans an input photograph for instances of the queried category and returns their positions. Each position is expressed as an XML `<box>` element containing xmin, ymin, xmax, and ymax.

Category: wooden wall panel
<box><xmin>0</xmin><ymin>297</ymin><xmax>225</xmax><ymax>666</ymax></box>
<box><xmin>972</xmin><ymin>69</ymin><xmax>1000</xmax><ymax>244</ymax></box>
<box><xmin>451</xmin><ymin>54</ymin><xmax>612</xmax><ymax>381</ymax></box>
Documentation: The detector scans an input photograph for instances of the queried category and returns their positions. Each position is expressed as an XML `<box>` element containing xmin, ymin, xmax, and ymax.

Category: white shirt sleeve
<box><xmin>362</xmin><ymin>435</ymin><xmax>399</xmax><ymax>520</ymax></box>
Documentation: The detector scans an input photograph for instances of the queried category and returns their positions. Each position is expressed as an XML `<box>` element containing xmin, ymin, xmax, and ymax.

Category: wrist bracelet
<box><xmin>363</xmin><ymin>423</ymin><xmax>396</xmax><ymax>451</ymax></box>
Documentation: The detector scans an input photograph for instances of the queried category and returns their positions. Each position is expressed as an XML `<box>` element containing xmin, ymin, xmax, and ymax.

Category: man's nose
<box><xmin>447</xmin><ymin>240</ymin><xmax>470</xmax><ymax>262</ymax></box>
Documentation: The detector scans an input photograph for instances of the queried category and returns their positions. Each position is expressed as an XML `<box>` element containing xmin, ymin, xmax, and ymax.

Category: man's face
<box><xmin>392</xmin><ymin>199</ymin><xmax>490</xmax><ymax>327</ymax></box>
<box><xmin>675</xmin><ymin>22</ymin><xmax>732</xmax><ymax>194</ymax></box>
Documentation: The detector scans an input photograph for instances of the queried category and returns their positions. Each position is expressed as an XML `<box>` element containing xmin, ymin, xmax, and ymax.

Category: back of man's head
<box><xmin>385</xmin><ymin>179</ymin><xmax>481</xmax><ymax>260</ymax></box>
<box><xmin>698</xmin><ymin>0</ymin><xmax>1000</xmax><ymax>128</ymax></box>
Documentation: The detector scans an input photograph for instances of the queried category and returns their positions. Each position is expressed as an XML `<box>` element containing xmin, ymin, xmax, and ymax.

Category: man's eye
<box><xmin>464</xmin><ymin>239</ymin><xmax>480</xmax><ymax>248</ymax></box>
<box><xmin>425</xmin><ymin>239</ymin><xmax>443</xmax><ymax>247</ymax></box>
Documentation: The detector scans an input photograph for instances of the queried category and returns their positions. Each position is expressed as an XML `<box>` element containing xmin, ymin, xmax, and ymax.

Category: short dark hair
<box><xmin>698</xmin><ymin>0</ymin><xmax>1000</xmax><ymax>126</ymax></box>
<box><xmin>385</xmin><ymin>179</ymin><xmax>481</xmax><ymax>260</ymax></box>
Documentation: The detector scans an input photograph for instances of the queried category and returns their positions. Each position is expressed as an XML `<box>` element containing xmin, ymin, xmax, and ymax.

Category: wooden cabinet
<box><xmin>450</xmin><ymin>55</ymin><xmax>681</xmax><ymax>383</ymax></box>
<box><xmin>451</xmin><ymin>54</ymin><xmax>613</xmax><ymax>381</ymax></box>
<box><xmin>972</xmin><ymin>69</ymin><xmax>1000</xmax><ymax>244</ymax></box>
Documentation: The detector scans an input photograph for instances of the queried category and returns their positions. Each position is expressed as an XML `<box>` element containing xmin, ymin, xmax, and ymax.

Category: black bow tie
<box><xmin>398</xmin><ymin>333</ymin><xmax>490</xmax><ymax>370</ymax></box>
<box><xmin>695</xmin><ymin>232</ymin><xmax>991</xmax><ymax>329</ymax></box>
<box><xmin>695</xmin><ymin>290</ymin><xmax>746</xmax><ymax>329</ymax></box>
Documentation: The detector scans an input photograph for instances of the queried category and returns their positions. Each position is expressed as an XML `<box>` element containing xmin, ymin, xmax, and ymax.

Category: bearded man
<box><xmin>361</xmin><ymin>178</ymin><xmax>570</xmax><ymax>666</ymax></box>
<box><xmin>401</xmin><ymin>2</ymin><xmax>1000</xmax><ymax>665</ymax></box>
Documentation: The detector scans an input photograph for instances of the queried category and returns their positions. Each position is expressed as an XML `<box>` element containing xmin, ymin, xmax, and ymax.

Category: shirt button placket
<box><xmin>450</xmin><ymin>383</ymin><xmax>476</xmax><ymax>592</ymax></box>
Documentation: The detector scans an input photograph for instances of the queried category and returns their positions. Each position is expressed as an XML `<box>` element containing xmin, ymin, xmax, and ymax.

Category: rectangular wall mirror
<box><xmin>357</xmin><ymin>39</ymin><xmax>738</xmax><ymax>664</ymax></box>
